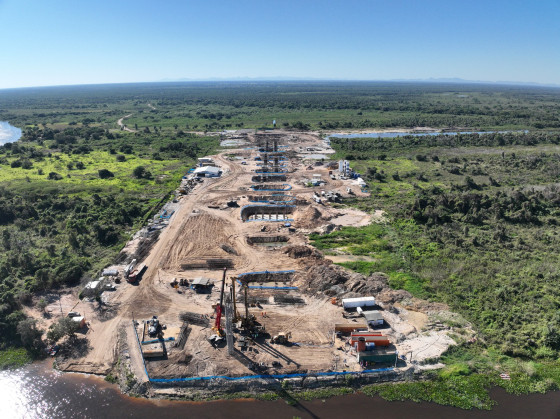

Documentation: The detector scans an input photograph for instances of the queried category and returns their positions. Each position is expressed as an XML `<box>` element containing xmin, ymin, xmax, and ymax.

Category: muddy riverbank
<box><xmin>1</xmin><ymin>361</ymin><xmax>559</xmax><ymax>418</ymax></box>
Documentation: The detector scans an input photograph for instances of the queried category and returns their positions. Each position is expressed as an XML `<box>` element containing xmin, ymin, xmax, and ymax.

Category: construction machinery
<box><xmin>211</xmin><ymin>268</ymin><xmax>227</xmax><ymax>337</ymax></box>
<box><xmin>232</xmin><ymin>275</ymin><xmax>266</xmax><ymax>339</ymax></box>
<box><xmin>271</xmin><ymin>331</ymin><xmax>291</xmax><ymax>345</ymax></box>
<box><xmin>124</xmin><ymin>259</ymin><xmax>137</xmax><ymax>278</ymax></box>
<box><xmin>128</xmin><ymin>264</ymin><xmax>147</xmax><ymax>283</ymax></box>
<box><xmin>230</xmin><ymin>276</ymin><xmax>241</xmax><ymax>322</ymax></box>
<box><xmin>148</xmin><ymin>316</ymin><xmax>160</xmax><ymax>338</ymax></box>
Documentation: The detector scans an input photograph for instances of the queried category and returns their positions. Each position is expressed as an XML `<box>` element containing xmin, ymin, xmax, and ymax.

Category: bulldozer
<box><xmin>270</xmin><ymin>331</ymin><xmax>291</xmax><ymax>345</ymax></box>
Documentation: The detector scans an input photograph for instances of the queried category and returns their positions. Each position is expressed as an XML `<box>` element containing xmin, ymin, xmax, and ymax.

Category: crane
<box><xmin>212</xmin><ymin>267</ymin><xmax>227</xmax><ymax>336</ymax></box>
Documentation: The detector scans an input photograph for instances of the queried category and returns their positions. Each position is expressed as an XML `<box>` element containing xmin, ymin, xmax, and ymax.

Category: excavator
<box><xmin>231</xmin><ymin>276</ymin><xmax>265</xmax><ymax>338</ymax></box>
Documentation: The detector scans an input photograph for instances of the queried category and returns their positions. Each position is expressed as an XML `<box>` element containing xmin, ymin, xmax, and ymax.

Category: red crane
<box><xmin>213</xmin><ymin>268</ymin><xmax>227</xmax><ymax>336</ymax></box>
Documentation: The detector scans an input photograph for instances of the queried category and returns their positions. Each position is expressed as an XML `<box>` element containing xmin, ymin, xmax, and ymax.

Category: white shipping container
<box><xmin>342</xmin><ymin>296</ymin><xmax>376</xmax><ymax>309</ymax></box>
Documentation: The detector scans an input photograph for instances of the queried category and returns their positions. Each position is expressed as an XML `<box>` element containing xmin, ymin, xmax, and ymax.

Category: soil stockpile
<box><xmin>294</xmin><ymin>264</ymin><xmax>447</xmax><ymax>313</ymax></box>
<box><xmin>283</xmin><ymin>245</ymin><xmax>323</xmax><ymax>259</ymax></box>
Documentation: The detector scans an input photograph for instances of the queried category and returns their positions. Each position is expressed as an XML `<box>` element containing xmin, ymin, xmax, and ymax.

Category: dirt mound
<box><xmin>315</xmin><ymin>224</ymin><xmax>341</xmax><ymax>235</ymax></box>
<box><xmin>283</xmin><ymin>245</ymin><xmax>323</xmax><ymax>259</ymax></box>
<box><xmin>295</xmin><ymin>263</ymin><xmax>449</xmax><ymax>313</ymax></box>
<box><xmin>376</xmin><ymin>289</ymin><xmax>413</xmax><ymax>305</ymax></box>
<box><xmin>294</xmin><ymin>263</ymin><xmax>382</xmax><ymax>296</ymax></box>
<box><xmin>295</xmin><ymin>206</ymin><xmax>330</xmax><ymax>229</ymax></box>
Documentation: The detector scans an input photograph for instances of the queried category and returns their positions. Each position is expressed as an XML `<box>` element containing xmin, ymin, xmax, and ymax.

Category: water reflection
<box><xmin>0</xmin><ymin>121</ymin><xmax>22</xmax><ymax>145</ymax></box>
<box><xmin>1</xmin><ymin>361</ymin><xmax>559</xmax><ymax>419</ymax></box>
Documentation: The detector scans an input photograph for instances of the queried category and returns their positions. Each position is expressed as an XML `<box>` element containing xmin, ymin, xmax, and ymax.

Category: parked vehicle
<box><xmin>128</xmin><ymin>264</ymin><xmax>147</xmax><ymax>283</ymax></box>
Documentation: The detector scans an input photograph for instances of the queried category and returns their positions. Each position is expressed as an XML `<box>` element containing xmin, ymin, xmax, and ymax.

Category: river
<box><xmin>0</xmin><ymin>121</ymin><xmax>22</xmax><ymax>145</ymax></box>
<box><xmin>1</xmin><ymin>361</ymin><xmax>559</xmax><ymax>418</ymax></box>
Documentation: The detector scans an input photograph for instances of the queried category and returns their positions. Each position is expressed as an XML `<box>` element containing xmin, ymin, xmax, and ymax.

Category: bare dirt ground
<box><xmin>30</xmin><ymin>130</ymin><xmax>460</xmax><ymax>380</ymax></box>
<box><xmin>116</xmin><ymin>114</ymin><xmax>136</xmax><ymax>132</ymax></box>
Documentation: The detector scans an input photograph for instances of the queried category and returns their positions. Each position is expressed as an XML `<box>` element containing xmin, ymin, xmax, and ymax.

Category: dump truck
<box><xmin>128</xmin><ymin>264</ymin><xmax>147</xmax><ymax>283</ymax></box>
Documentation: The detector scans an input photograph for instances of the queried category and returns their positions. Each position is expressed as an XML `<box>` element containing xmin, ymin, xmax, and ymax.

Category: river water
<box><xmin>0</xmin><ymin>121</ymin><xmax>22</xmax><ymax>145</ymax></box>
<box><xmin>1</xmin><ymin>361</ymin><xmax>559</xmax><ymax>418</ymax></box>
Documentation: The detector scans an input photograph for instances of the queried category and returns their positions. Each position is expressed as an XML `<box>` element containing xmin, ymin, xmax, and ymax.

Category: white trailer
<box><xmin>342</xmin><ymin>296</ymin><xmax>376</xmax><ymax>309</ymax></box>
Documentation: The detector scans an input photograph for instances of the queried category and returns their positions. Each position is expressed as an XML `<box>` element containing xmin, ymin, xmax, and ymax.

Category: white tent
<box><xmin>193</xmin><ymin>166</ymin><xmax>222</xmax><ymax>177</ymax></box>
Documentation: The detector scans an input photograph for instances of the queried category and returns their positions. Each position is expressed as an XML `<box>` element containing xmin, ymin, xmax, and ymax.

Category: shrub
<box><xmin>98</xmin><ymin>169</ymin><xmax>114</xmax><ymax>179</ymax></box>
<box><xmin>47</xmin><ymin>172</ymin><xmax>62</xmax><ymax>180</ymax></box>
<box><xmin>132</xmin><ymin>166</ymin><xmax>150</xmax><ymax>179</ymax></box>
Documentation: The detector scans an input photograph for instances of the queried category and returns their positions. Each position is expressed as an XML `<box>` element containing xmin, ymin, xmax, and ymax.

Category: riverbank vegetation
<box><xmin>316</xmin><ymin>129</ymin><xmax>560</xmax><ymax>406</ymax></box>
<box><xmin>0</xmin><ymin>119</ymin><xmax>218</xmax><ymax>359</ymax></box>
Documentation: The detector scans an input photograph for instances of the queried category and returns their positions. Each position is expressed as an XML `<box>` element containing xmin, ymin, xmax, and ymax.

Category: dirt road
<box><xmin>117</xmin><ymin>114</ymin><xmax>136</xmax><ymax>132</ymax></box>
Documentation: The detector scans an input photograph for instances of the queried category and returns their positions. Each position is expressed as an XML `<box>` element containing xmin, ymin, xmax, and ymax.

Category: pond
<box><xmin>0</xmin><ymin>121</ymin><xmax>22</xmax><ymax>145</ymax></box>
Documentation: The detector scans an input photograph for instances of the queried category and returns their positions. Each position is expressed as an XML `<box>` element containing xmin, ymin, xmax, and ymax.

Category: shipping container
<box><xmin>342</xmin><ymin>296</ymin><xmax>376</xmax><ymax>309</ymax></box>
<box><xmin>334</xmin><ymin>323</ymin><xmax>368</xmax><ymax>333</ymax></box>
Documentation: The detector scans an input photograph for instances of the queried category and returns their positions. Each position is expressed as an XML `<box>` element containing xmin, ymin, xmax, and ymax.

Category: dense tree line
<box><xmin>332</xmin><ymin>131</ymin><xmax>560</xmax><ymax>158</ymax></box>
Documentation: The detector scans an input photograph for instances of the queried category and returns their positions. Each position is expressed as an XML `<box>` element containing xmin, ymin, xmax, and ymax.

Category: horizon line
<box><xmin>1</xmin><ymin>77</ymin><xmax>560</xmax><ymax>91</ymax></box>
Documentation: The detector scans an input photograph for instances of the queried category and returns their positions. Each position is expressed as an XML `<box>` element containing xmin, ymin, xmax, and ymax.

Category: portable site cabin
<box><xmin>82</xmin><ymin>280</ymin><xmax>101</xmax><ymax>297</ymax></box>
<box><xmin>350</xmin><ymin>334</ymin><xmax>390</xmax><ymax>347</ymax></box>
<box><xmin>71</xmin><ymin>316</ymin><xmax>87</xmax><ymax>329</ymax></box>
<box><xmin>358</xmin><ymin>348</ymin><xmax>398</xmax><ymax>364</ymax></box>
<box><xmin>362</xmin><ymin>310</ymin><xmax>384</xmax><ymax>326</ymax></box>
<box><xmin>342</xmin><ymin>296</ymin><xmax>376</xmax><ymax>310</ymax></box>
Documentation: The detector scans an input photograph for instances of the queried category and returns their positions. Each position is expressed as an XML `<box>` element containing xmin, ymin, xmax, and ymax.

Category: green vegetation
<box><xmin>323</xmin><ymin>131</ymin><xmax>560</xmax><ymax>355</ymax></box>
<box><xmin>1</xmin><ymin>82</ymin><xmax>560</xmax><ymax>408</ymax></box>
<box><xmin>316</xmin><ymin>127</ymin><xmax>560</xmax><ymax>407</ymax></box>
<box><xmin>0</xmin><ymin>347</ymin><xmax>33</xmax><ymax>370</ymax></box>
<box><xmin>362</xmin><ymin>345</ymin><xmax>560</xmax><ymax>410</ymax></box>
<box><xmin>310</xmin><ymin>224</ymin><xmax>432</xmax><ymax>298</ymax></box>
<box><xmin>0</xmin><ymin>112</ymin><xmax>217</xmax><ymax>359</ymax></box>
<box><xmin>2</xmin><ymin>82</ymin><xmax>560</xmax><ymax>133</ymax></box>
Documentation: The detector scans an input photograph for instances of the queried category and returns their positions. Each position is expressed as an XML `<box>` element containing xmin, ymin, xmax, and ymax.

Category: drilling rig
<box><xmin>209</xmin><ymin>268</ymin><xmax>227</xmax><ymax>342</ymax></box>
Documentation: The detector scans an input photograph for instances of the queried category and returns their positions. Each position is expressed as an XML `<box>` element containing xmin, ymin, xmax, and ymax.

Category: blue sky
<box><xmin>0</xmin><ymin>0</ymin><xmax>559</xmax><ymax>88</ymax></box>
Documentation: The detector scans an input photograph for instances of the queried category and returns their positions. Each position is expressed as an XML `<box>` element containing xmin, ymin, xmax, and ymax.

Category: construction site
<box><xmin>49</xmin><ymin>130</ymin><xmax>465</xmax><ymax>395</ymax></box>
